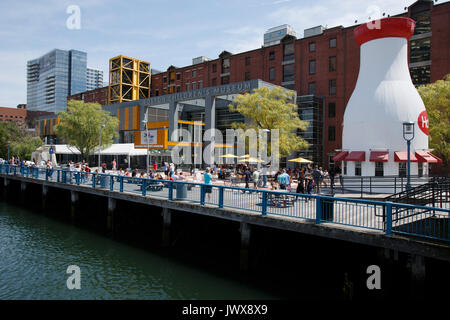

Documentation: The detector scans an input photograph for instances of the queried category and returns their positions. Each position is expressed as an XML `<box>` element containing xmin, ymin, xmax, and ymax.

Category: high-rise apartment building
<box><xmin>86</xmin><ymin>67</ymin><xmax>104</xmax><ymax>91</ymax></box>
<box><xmin>27</xmin><ymin>49</ymin><xmax>87</xmax><ymax>113</ymax></box>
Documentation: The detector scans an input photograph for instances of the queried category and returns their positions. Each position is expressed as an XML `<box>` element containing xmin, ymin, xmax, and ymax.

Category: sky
<box><xmin>0</xmin><ymin>0</ymin><xmax>447</xmax><ymax>108</ymax></box>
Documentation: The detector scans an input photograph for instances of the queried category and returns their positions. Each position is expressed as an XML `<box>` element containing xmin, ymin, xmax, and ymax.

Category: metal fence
<box><xmin>1</xmin><ymin>164</ymin><xmax>448</xmax><ymax>242</ymax></box>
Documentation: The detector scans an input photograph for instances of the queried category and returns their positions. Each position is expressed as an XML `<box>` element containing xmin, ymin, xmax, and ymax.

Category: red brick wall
<box><xmin>430</xmin><ymin>3</ymin><xmax>450</xmax><ymax>82</ymax></box>
<box><xmin>0</xmin><ymin>106</ymin><xmax>27</xmax><ymax>126</ymax></box>
<box><xmin>68</xmin><ymin>86</ymin><xmax>108</xmax><ymax>105</ymax></box>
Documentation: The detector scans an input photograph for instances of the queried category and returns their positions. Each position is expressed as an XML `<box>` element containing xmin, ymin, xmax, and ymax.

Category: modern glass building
<box><xmin>27</xmin><ymin>49</ymin><xmax>87</xmax><ymax>113</ymax></box>
<box><xmin>86</xmin><ymin>67</ymin><xmax>104</xmax><ymax>91</ymax></box>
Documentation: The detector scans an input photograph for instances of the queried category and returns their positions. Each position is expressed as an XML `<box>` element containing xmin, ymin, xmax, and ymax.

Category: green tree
<box><xmin>228</xmin><ymin>86</ymin><xmax>309</xmax><ymax>158</ymax></box>
<box><xmin>55</xmin><ymin>100</ymin><xmax>119</xmax><ymax>160</ymax></box>
<box><xmin>0</xmin><ymin>121</ymin><xmax>43</xmax><ymax>160</ymax></box>
<box><xmin>417</xmin><ymin>74</ymin><xmax>450</xmax><ymax>172</ymax></box>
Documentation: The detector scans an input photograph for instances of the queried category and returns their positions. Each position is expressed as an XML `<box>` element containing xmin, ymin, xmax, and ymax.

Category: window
<box><xmin>222</xmin><ymin>58</ymin><xmax>230</xmax><ymax>73</ymax></box>
<box><xmin>269</xmin><ymin>67</ymin><xmax>275</xmax><ymax>81</ymax></box>
<box><xmin>269</xmin><ymin>51</ymin><xmax>275</xmax><ymax>60</ymax></box>
<box><xmin>309</xmin><ymin>42</ymin><xmax>315</xmax><ymax>52</ymax></box>
<box><xmin>329</xmin><ymin>56</ymin><xmax>337</xmax><ymax>72</ymax></box>
<box><xmin>155</xmin><ymin>89</ymin><xmax>159</xmax><ymax>96</ymax></box>
<box><xmin>186</xmin><ymin>83</ymin><xmax>190</xmax><ymax>91</ymax></box>
<box><xmin>163</xmin><ymin>76</ymin><xmax>167</xmax><ymax>83</ymax></box>
<box><xmin>245</xmin><ymin>71</ymin><xmax>251</xmax><ymax>81</ymax></box>
<box><xmin>329</xmin><ymin>79</ymin><xmax>336</xmax><ymax>95</ymax></box>
<box><xmin>355</xmin><ymin>162</ymin><xmax>362</xmax><ymax>176</ymax></box>
<box><xmin>212</xmin><ymin>64</ymin><xmax>217</xmax><ymax>73</ymax></box>
<box><xmin>410</xmin><ymin>65</ymin><xmax>430</xmax><ymax>86</ymax></box>
<box><xmin>192</xmin><ymin>82</ymin><xmax>196</xmax><ymax>90</ymax></box>
<box><xmin>375</xmin><ymin>162</ymin><xmax>384</xmax><ymax>177</ymax></box>
<box><xmin>309</xmin><ymin>60</ymin><xmax>316</xmax><ymax>74</ymax></box>
<box><xmin>176</xmin><ymin>73</ymin><xmax>181</xmax><ymax>80</ymax></box>
<box><xmin>282</xmin><ymin>64</ymin><xmax>294</xmax><ymax>82</ymax></box>
<box><xmin>399</xmin><ymin>162</ymin><xmax>406</xmax><ymax>177</ymax></box>
<box><xmin>212</xmin><ymin>78</ymin><xmax>217</xmax><ymax>86</ymax></box>
<box><xmin>176</xmin><ymin>86</ymin><xmax>181</xmax><ymax>92</ymax></box>
<box><xmin>283</xmin><ymin>42</ymin><xmax>294</xmax><ymax>61</ymax></box>
<box><xmin>198</xmin><ymin>80</ymin><xmax>203</xmax><ymax>89</ymax></box>
<box><xmin>328</xmin><ymin>102</ymin><xmax>336</xmax><ymax>118</ymax></box>
<box><xmin>245</xmin><ymin>56</ymin><xmax>251</xmax><ymax>66</ymax></box>
<box><xmin>192</xmin><ymin>70</ymin><xmax>196</xmax><ymax>78</ymax></box>
<box><xmin>418</xmin><ymin>162</ymin><xmax>423</xmax><ymax>177</ymax></box>
<box><xmin>329</xmin><ymin>38</ymin><xmax>336</xmax><ymax>48</ymax></box>
<box><xmin>328</xmin><ymin>126</ymin><xmax>335</xmax><ymax>141</ymax></box>
<box><xmin>221</xmin><ymin>75</ymin><xmax>230</xmax><ymax>85</ymax></box>
<box><xmin>308</xmin><ymin>82</ymin><xmax>315</xmax><ymax>95</ymax></box>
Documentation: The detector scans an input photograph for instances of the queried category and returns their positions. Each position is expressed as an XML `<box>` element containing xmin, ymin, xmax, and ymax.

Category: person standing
<box><xmin>328</xmin><ymin>165</ymin><xmax>336</xmax><ymax>190</ymax></box>
<box><xmin>203</xmin><ymin>169</ymin><xmax>212</xmax><ymax>203</ymax></box>
<box><xmin>242</xmin><ymin>167</ymin><xmax>252</xmax><ymax>193</ymax></box>
<box><xmin>252</xmin><ymin>168</ymin><xmax>260</xmax><ymax>189</ymax></box>
<box><xmin>312</xmin><ymin>165</ymin><xmax>322</xmax><ymax>194</ymax></box>
<box><xmin>112</xmin><ymin>158</ymin><xmax>117</xmax><ymax>171</ymax></box>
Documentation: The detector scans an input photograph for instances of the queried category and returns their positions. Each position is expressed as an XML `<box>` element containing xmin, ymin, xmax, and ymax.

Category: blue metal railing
<box><xmin>0</xmin><ymin>163</ymin><xmax>448</xmax><ymax>242</ymax></box>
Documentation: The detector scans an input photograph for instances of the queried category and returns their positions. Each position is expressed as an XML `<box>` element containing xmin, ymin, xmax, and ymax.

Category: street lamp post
<box><xmin>142</xmin><ymin>119</ymin><xmax>150</xmax><ymax>173</ymax></box>
<box><xmin>402</xmin><ymin>121</ymin><xmax>415</xmax><ymax>191</ymax></box>
<box><xmin>98</xmin><ymin>123</ymin><xmax>105</xmax><ymax>169</ymax></box>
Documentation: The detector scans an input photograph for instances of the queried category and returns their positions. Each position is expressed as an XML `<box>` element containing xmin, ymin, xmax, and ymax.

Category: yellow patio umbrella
<box><xmin>238</xmin><ymin>154</ymin><xmax>250</xmax><ymax>158</ymax></box>
<box><xmin>288</xmin><ymin>157</ymin><xmax>313</xmax><ymax>163</ymax></box>
<box><xmin>238</xmin><ymin>157</ymin><xmax>263</xmax><ymax>163</ymax></box>
<box><xmin>220</xmin><ymin>154</ymin><xmax>238</xmax><ymax>158</ymax></box>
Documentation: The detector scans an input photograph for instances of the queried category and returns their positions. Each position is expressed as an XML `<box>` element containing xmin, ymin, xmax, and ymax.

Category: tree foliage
<box><xmin>0</xmin><ymin>121</ymin><xmax>43</xmax><ymax>160</ymax></box>
<box><xmin>54</xmin><ymin>100</ymin><xmax>119</xmax><ymax>160</ymax></box>
<box><xmin>417</xmin><ymin>74</ymin><xmax>450</xmax><ymax>168</ymax></box>
<box><xmin>228</xmin><ymin>86</ymin><xmax>309</xmax><ymax>158</ymax></box>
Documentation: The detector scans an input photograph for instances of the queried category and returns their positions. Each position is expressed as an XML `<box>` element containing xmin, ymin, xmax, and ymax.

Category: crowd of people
<box><xmin>1</xmin><ymin>155</ymin><xmax>342</xmax><ymax>195</ymax></box>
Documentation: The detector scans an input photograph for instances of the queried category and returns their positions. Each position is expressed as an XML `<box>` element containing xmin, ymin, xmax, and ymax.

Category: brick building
<box><xmin>149</xmin><ymin>0</ymin><xmax>450</xmax><ymax>167</ymax></box>
<box><xmin>58</xmin><ymin>0</ymin><xmax>449</xmax><ymax>168</ymax></box>
<box><xmin>0</xmin><ymin>106</ymin><xmax>27</xmax><ymax>126</ymax></box>
<box><xmin>67</xmin><ymin>86</ymin><xmax>109</xmax><ymax>106</ymax></box>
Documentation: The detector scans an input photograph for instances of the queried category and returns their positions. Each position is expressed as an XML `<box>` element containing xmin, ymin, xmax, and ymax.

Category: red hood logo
<box><xmin>418</xmin><ymin>110</ymin><xmax>429</xmax><ymax>136</ymax></box>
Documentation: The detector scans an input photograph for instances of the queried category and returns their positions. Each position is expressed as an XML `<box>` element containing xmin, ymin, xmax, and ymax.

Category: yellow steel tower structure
<box><xmin>108</xmin><ymin>55</ymin><xmax>151</xmax><ymax>104</ymax></box>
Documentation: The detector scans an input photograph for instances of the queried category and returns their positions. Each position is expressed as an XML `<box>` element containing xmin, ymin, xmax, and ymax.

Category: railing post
<box><xmin>360</xmin><ymin>177</ymin><xmax>363</xmax><ymax>198</ymax></box>
<box><xmin>142</xmin><ymin>179</ymin><xmax>146</xmax><ymax>196</ymax></box>
<box><xmin>394</xmin><ymin>177</ymin><xmax>397</xmax><ymax>194</ymax></box>
<box><xmin>370</xmin><ymin>177</ymin><xmax>372</xmax><ymax>194</ymax></box>
<box><xmin>110</xmin><ymin>175</ymin><xmax>114</xmax><ymax>191</ymax></box>
<box><xmin>218</xmin><ymin>186</ymin><xmax>224</xmax><ymax>208</ymax></box>
<box><xmin>315</xmin><ymin>195</ymin><xmax>322</xmax><ymax>224</ymax></box>
<box><xmin>13</xmin><ymin>165</ymin><xmax>16</xmax><ymax>176</ymax></box>
<box><xmin>262</xmin><ymin>191</ymin><xmax>267</xmax><ymax>216</ymax></box>
<box><xmin>76</xmin><ymin>172</ymin><xmax>80</xmax><ymax>185</ymax></box>
<box><xmin>57</xmin><ymin>170</ymin><xmax>60</xmax><ymax>183</ymax></box>
<box><xmin>168</xmin><ymin>181</ymin><xmax>173</xmax><ymax>200</ymax></box>
<box><xmin>120</xmin><ymin>176</ymin><xmax>124</xmax><ymax>192</ymax></box>
<box><xmin>385</xmin><ymin>201</ymin><xmax>393</xmax><ymax>236</ymax></box>
<box><xmin>200</xmin><ymin>184</ymin><xmax>205</xmax><ymax>205</ymax></box>
<box><xmin>92</xmin><ymin>174</ymin><xmax>96</xmax><ymax>188</ymax></box>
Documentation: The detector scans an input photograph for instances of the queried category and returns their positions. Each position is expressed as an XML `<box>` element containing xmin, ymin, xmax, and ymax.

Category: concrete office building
<box><xmin>86</xmin><ymin>67</ymin><xmax>104</xmax><ymax>91</ymax></box>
